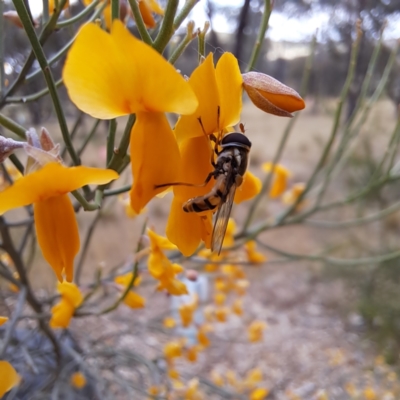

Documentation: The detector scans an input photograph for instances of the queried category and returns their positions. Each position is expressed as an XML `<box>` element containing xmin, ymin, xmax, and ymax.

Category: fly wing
<box><xmin>211</xmin><ymin>181</ymin><xmax>237</xmax><ymax>255</ymax></box>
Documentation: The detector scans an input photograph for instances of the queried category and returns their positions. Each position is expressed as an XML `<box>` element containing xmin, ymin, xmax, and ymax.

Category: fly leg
<box><xmin>198</xmin><ymin>117</ymin><xmax>217</xmax><ymax>167</ymax></box>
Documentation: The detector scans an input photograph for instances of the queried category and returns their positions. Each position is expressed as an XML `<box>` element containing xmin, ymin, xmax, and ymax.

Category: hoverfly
<box><xmin>155</xmin><ymin>123</ymin><xmax>251</xmax><ymax>255</ymax></box>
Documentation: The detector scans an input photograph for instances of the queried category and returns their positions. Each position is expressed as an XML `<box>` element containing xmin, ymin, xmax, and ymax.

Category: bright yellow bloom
<box><xmin>70</xmin><ymin>372</ymin><xmax>86</xmax><ymax>389</ymax></box>
<box><xmin>63</xmin><ymin>20</ymin><xmax>197</xmax><ymax>213</ymax></box>
<box><xmin>167</xmin><ymin>52</ymin><xmax>260</xmax><ymax>255</ymax></box>
<box><xmin>242</xmin><ymin>72</ymin><xmax>305</xmax><ymax>117</ymax></box>
<box><xmin>245</xmin><ymin>241</ymin><xmax>266</xmax><ymax>264</ymax></box>
<box><xmin>164</xmin><ymin>340</ymin><xmax>183</xmax><ymax>360</ymax></box>
<box><xmin>262</xmin><ymin>162</ymin><xmax>291</xmax><ymax>198</ymax></box>
<box><xmin>114</xmin><ymin>272</ymin><xmax>145</xmax><ymax>308</ymax></box>
<box><xmin>147</xmin><ymin>229</ymin><xmax>188</xmax><ymax>295</ymax></box>
<box><xmin>248</xmin><ymin>320</ymin><xmax>267</xmax><ymax>342</ymax></box>
<box><xmin>214</xmin><ymin>292</ymin><xmax>226</xmax><ymax>306</ymax></box>
<box><xmin>0</xmin><ymin>316</ymin><xmax>8</xmax><ymax>326</ymax></box>
<box><xmin>215</xmin><ymin>306</ymin><xmax>229</xmax><ymax>322</ymax></box>
<box><xmin>147</xmin><ymin>229</ymin><xmax>178</xmax><ymax>250</ymax></box>
<box><xmin>197</xmin><ymin>325</ymin><xmax>212</xmax><ymax>348</ymax></box>
<box><xmin>250</xmin><ymin>388</ymin><xmax>269</xmax><ymax>400</ymax></box>
<box><xmin>0</xmin><ymin>361</ymin><xmax>21</xmax><ymax>397</ymax></box>
<box><xmin>0</xmin><ymin>163</ymin><xmax>118</xmax><ymax>281</ymax></box>
<box><xmin>163</xmin><ymin>316</ymin><xmax>176</xmax><ymax>329</ymax></box>
<box><xmin>186</xmin><ymin>346</ymin><xmax>199</xmax><ymax>363</ymax></box>
<box><xmin>168</xmin><ymin>369</ymin><xmax>180</xmax><ymax>379</ymax></box>
<box><xmin>50</xmin><ymin>282</ymin><xmax>83</xmax><ymax>328</ymax></box>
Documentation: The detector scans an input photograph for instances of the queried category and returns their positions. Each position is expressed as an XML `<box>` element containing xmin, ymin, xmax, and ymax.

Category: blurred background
<box><xmin>2</xmin><ymin>0</ymin><xmax>400</xmax><ymax>398</ymax></box>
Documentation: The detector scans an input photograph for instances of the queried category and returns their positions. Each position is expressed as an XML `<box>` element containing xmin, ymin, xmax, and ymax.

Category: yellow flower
<box><xmin>0</xmin><ymin>361</ymin><xmax>21</xmax><ymax>397</ymax></box>
<box><xmin>245</xmin><ymin>241</ymin><xmax>266</xmax><ymax>264</ymax></box>
<box><xmin>164</xmin><ymin>340</ymin><xmax>183</xmax><ymax>360</ymax></box>
<box><xmin>282</xmin><ymin>182</ymin><xmax>306</xmax><ymax>210</ymax></box>
<box><xmin>0</xmin><ymin>316</ymin><xmax>8</xmax><ymax>326</ymax></box>
<box><xmin>179</xmin><ymin>295</ymin><xmax>198</xmax><ymax>327</ymax></box>
<box><xmin>364</xmin><ymin>386</ymin><xmax>377</xmax><ymax>400</ymax></box>
<box><xmin>262</xmin><ymin>162</ymin><xmax>291</xmax><ymax>198</ymax></box>
<box><xmin>214</xmin><ymin>292</ymin><xmax>226</xmax><ymax>306</ymax></box>
<box><xmin>250</xmin><ymin>388</ymin><xmax>269</xmax><ymax>400</ymax></box>
<box><xmin>70</xmin><ymin>372</ymin><xmax>86</xmax><ymax>389</ymax></box>
<box><xmin>215</xmin><ymin>306</ymin><xmax>229</xmax><ymax>322</ymax></box>
<box><xmin>50</xmin><ymin>282</ymin><xmax>83</xmax><ymax>328</ymax></box>
<box><xmin>166</xmin><ymin>53</ymin><xmax>261</xmax><ymax>256</ymax></box>
<box><xmin>186</xmin><ymin>346</ymin><xmax>199</xmax><ymax>363</ymax></box>
<box><xmin>242</xmin><ymin>72</ymin><xmax>305</xmax><ymax>117</ymax></box>
<box><xmin>248</xmin><ymin>320</ymin><xmax>267</xmax><ymax>342</ymax></box>
<box><xmin>168</xmin><ymin>369</ymin><xmax>180</xmax><ymax>379</ymax></box>
<box><xmin>63</xmin><ymin>20</ymin><xmax>197</xmax><ymax>213</ymax></box>
<box><xmin>147</xmin><ymin>229</ymin><xmax>188</xmax><ymax>295</ymax></box>
<box><xmin>163</xmin><ymin>316</ymin><xmax>176</xmax><ymax>328</ymax></box>
<box><xmin>137</xmin><ymin>0</ymin><xmax>164</xmax><ymax>28</ymax></box>
<box><xmin>0</xmin><ymin>163</ymin><xmax>117</xmax><ymax>282</ymax></box>
<box><xmin>114</xmin><ymin>272</ymin><xmax>145</xmax><ymax>309</ymax></box>
<box><xmin>197</xmin><ymin>325</ymin><xmax>212</xmax><ymax>348</ymax></box>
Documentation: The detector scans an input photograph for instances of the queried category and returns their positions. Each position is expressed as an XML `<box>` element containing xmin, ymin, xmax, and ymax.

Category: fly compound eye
<box><xmin>221</xmin><ymin>132</ymin><xmax>252</xmax><ymax>149</ymax></box>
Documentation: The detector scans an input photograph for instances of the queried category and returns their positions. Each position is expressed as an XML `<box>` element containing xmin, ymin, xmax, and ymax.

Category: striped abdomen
<box><xmin>183</xmin><ymin>175</ymin><xmax>227</xmax><ymax>213</ymax></box>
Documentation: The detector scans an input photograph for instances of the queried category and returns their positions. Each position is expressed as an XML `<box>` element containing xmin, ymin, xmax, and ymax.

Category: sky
<box><xmin>27</xmin><ymin>0</ymin><xmax>400</xmax><ymax>42</ymax></box>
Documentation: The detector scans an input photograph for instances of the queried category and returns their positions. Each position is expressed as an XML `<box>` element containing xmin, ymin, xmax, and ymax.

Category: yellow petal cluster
<box><xmin>167</xmin><ymin>53</ymin><xmax>246</xmax><ymax>256</ymax></box>
<box><xmin>0</xmin><ymin>361</ymin><xmax>21</xmax><ymax>398</ymax></box>
<box><xmin>114</xmin><ymin>272</ymin><xmax>145</xmax><ymax>309</ymax></box>
<box><xmin>50</xmin><ymin>281</ymin><xmax>83</xmax><ymax>328</ymax></box>
<box><xmin>0</xmin><ymin>162</ymin><xmax>118</xmax><ymax>281</ymax></box>
<box><xmin>147</xmin><ymin>229</ymin><xmax>188</xmax><ymax>295</ymax></box>
<box><xmin>262</xmin><ymin>162</ymin><xmax>291</xmax><ymax>199</ymax></box>
<box><xmin>179</xmin><ymin>295</ymin><xmax>198</xmax><ymax>327</ymax></box>
<box><xmin>245</xmin><ymin>241</ymin><xmax>267</xmax><ymax>264</ymax></box>
<box><xmin>242</xmin><ymin>72</ymin><xmax>305</xmax><ymax>117</ymax></box>
<box><xmin>63</xmin><ymin>20</ymin><xmax>197</xmax><ymax>213</ymax></box>
<box><xmin>248</xmin><ymin>320</ymin><xmax>267</xmax><ymax>342</ymax></box>
<box><xmin>70</xmin><ymin>372</ymin><xmax>86</xmax><ymax>389</ymax></box>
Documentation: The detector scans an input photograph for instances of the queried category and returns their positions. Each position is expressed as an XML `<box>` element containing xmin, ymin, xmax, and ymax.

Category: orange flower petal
<box><xmin>34</xmin><ymin>194</ymin><xmax>80</xmax><ymax>282</ymax></box>
<box><xmin>0</xmin><ymin>316</ymin><xmax>8</xmax><ymax>326</ymax></box>
<box><xmin>175</xmin><ymin>54</ymin><xmax>220</xmax><ymax>142</ymax></box>
<box><xmin>123</xmin><ymin>291</ymin><xmax>146</xmax><ymax>308</ymax></box>
<box><xmin>234</xmin><ymin>171</ymin><xmax>261</xmax><ymax>204</ymax></box>
<box><xmin>70</xmin><ymin>372</ymin><xmax>86</xmax><ymax>389</ymax></box>
<box><xmin>63</xmin><ymin>21</ymin><xmax>197</xmax><ymax>119</ymax></box>
<box><xmin>0</xmin><ymin>163</ymin><xmax>118</xmax><ymax>215</ymax></box>
<box><xmin>166</xmin><ymin>197</ymin><xmax>203</xmax><ymax>256</ymax></box>
<box><xmin>50</xmin><ymin>298</ymin><xmax>75</xmax><ymax>328</ymax></box>
<box><xmin>130</xmin><ymin>112</ymin><xmax>180</xmax><ymax>213</ymax></box>
<box><xmin>145</xmin><ymin>0</ymin><xmax>164</xmax><ymax>15</ymax></box>
<box><xmin>139</xmin><ymin>0</ymin><xmax>156</xmax><ymax>28</ymax></box>
<box><xmin>215</xmin><ymin>53</ymin><xmax>243</xmax><ymax>129</ymax></box>
<box><xmin>147</xmin><ymin>229</ymin><xmax>178</xmax><ymax>250</ymax></box>
<box><xmin>0</xmin><ymin>361</ymin><xmax>21</xmax><ymax>397</ymax></box>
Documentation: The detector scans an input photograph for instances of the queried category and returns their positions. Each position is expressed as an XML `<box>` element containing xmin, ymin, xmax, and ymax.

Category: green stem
<box><xmin>56</xmin><ymin>0</ymin><xmax>100</xmax><ymax>28</ymax></box>
<box><xmin>72</xmin><ymin>190</ymin><xmax>101</xmax><ymax>211</ymax></box>
<box><xmin>173</xmin><ymin>0</ymin><xmax>200</xmax><ymax>31</ymax></box>
<box><xmin>246</xmin><ymin>0</ymin><xmax>272</xmax><ymax>72</ymax></box>
<box><xmin>127</xmin><ymin>0</ymin><xmax>153</xmax><ymax>45</ymax></box>
<box><xmin>1</xmin><ymin>0</ymin><xmax>66</xmax><ymax>103</ymax></box>
<box><xmin>0</xmin><ymin>112</ymin><xmax>26</xmax><ymax>138</ymax></box>
<box><xmin>111</xmin><ymin>0</ymin><xmax>119</xmax><ymax>20</ymax></box>
<box><xmin>77</xmin><ymin>119</ymin><xmax>101</xmax><ymax>157</ymax></box>
<box><xmin>0</xmin><ymin>0</ymin><xmax>4</xmax><ymax>96</ymax></box>
<box><xmin>153</xmin><ymin>0</ymin><xmax>179</xmax><ymax>53</ymax></box>
<box><xmin>197</xmin><ymin>21</ymin><xmax>209</xmax><ymax>61</ymax></box>
<box><xmin>107</xmin><ymin>119</ymin><xmax>117</xmax><ymax>165</ymax></box>
<box><xmin>104</xmin><ymin>184</ymin><xmax>131</xmax><ymax>197</ymax></box>
<box><xmin>8</xmin><ymin>154</ymin><xmax>25</xmax><ymax>174</ymax></box>
<box><xmin>168</xmin><ymin>21</ymin><xmax>196</xmax><ymax>65</ymax></box>
<box><xmin>27</xmin><ymin>1</ymin><xmax>107</xmax><ymax>81</ymax></box>
<box><xmin>13</xmin><ymin>0</ymin><xmax>80</xmax><ymax>166</ymax></box>
<box><xmin>5</xmin><ymin>78</ymin><xmax>63</xmax><ymax>104</ymax></box>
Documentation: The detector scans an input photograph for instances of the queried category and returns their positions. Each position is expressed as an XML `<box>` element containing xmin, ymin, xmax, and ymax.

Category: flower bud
<box><xmin>0</xmin><ymin>136</ymin><xmax>24</xmax><ymax>162</ymax></box>
<box><xmin>242</xmin><ymin>72</ymin><xmax>305</xmax><ymax>117</ymax></box>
